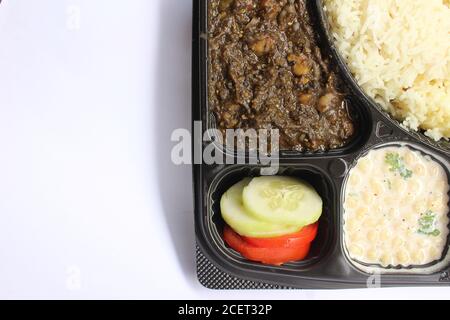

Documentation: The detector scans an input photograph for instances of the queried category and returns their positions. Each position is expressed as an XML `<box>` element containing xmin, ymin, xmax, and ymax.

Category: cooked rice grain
<box><xmin>324</xmin><ymin>0</ymin><xmax>450</xmax><ymax>140</ymax></box>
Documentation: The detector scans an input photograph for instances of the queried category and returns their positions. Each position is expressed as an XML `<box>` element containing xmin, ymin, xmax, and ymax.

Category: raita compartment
<box><xmin>340</xmin><ymin>141</ymin><xmax>450</xmax><ymax>275</ymax></box>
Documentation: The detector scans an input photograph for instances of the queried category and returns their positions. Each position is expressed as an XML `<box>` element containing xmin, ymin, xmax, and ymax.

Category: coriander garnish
<box><xmin>385</xmin><ymin>152</ymin><xmax>413</xmax><ymax>179</ymax></box>
<box><xmin>418</xmin><ymin>210</ymin><xmax>441</xmax><ymax>237</ymax></box>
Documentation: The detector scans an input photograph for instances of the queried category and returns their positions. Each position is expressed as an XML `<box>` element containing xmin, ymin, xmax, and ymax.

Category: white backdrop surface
<box><xmin>0</xmin><ymin>0</ymin><xmax>448</xmax><ymax>299</ymax></box>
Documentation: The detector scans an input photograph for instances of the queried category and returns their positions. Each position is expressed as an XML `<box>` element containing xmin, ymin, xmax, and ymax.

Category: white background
<box><xmin>0</xmin><ymin>0</ymin><xmax>448</xmax><ymax>300</ymax></box>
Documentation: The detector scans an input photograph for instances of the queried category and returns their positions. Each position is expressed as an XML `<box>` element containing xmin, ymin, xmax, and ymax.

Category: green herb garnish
<box><xmin>418</xmin><ymin>210</ymin><xmax>441</xmax><ymax>237</ymax></box>
<box><xmin>385</xmin><ymin>152</ymin><xmax>413</xmax><ymax>179</ymax></box>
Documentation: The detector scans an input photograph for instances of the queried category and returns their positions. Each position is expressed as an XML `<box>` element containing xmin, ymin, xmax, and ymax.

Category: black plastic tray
<box><xmin>192</xmin><ymin>0</ymin><xmax>450</xmax><ymax>289</ymax></box>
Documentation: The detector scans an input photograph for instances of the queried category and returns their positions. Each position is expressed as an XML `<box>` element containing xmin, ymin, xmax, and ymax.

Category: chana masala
<box><xmin>208</xmin><ymin>0</ymin><xmax>355</xmax><ymax>151</ymax></box>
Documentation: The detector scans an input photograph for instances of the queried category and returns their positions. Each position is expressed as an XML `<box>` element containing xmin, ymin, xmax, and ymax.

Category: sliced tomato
<box><xmin>223</xmin><ymin>226</ymin><xmax>311</xmax><ymax>265</ymax></box>
<box><xmin>242</xmin><ymin>222</ymin><xmax>319</xmax><ymax>248</ymax></box>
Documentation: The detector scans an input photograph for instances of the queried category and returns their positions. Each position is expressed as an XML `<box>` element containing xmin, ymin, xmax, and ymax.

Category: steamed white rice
<box><xmin>323</xmin><ymin>0</ymin><xmax>450</xmax><ymax>140</ymax></box>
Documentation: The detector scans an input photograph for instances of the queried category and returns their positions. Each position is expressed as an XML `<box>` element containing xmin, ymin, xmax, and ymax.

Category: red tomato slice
<box><xmin>242</xmin><ymin>222</ymin><xmax>319</xmax><ymax>248</ymax></box>
<box><xmin>223</xmin><ymin>226</ymin><xmax>312</xmax><ymax>266</ymax></box>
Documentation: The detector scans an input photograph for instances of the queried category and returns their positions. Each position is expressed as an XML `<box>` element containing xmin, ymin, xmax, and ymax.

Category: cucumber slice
<box><xmin>242</xmin><ymin>176</ymin><xmax>323</xmax><ymax>227</ymax></box>
<box><xmin>220</xmin><ymin>178</ymin><xmax>301</xmax><ymax>238</ymax></box>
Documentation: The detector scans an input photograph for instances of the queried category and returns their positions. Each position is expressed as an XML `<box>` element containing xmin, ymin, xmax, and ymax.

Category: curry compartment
<box><xmin>340</xmin><ymin>141</ymin><xmax>450</xmax><ymax>275</ymax></box>
<box><xmin>202</xmin><ymin>0</ymin><xmax>372</xmax><ymax>157</ymax></box>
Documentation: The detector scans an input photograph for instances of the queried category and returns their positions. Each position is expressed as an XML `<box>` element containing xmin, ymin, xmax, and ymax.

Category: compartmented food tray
<box><xmin>192</xmin><ymin>0</ymin><xmax>450</xmax><ymax>289</ymax></box>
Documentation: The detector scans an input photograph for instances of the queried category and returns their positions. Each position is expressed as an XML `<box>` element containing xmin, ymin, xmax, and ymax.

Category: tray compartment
<box><xmin>207</xmin><ymin>165</ymin><xmax>337</xmax><ymax>271</ymax></box>
<box><xmin>200</xmin><ymin>0</ymin><xmax>373</xmax><ymax>159</ymax></box>
<box><xmin>339</xmin><ymin>141</ymin><xmax>450</xmax><ymax>274</ymax></box>
<box><xmin>314</xmin><ymin>0</ymin><xmax>450</xmax><ymax>155</ymax></box>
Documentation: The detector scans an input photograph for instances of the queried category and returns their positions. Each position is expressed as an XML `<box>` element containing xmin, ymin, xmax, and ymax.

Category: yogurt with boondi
<box><xmin>344</xmin><ymin>145</ymin><xmax>449</xmax><ymax>273</ymax></box>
